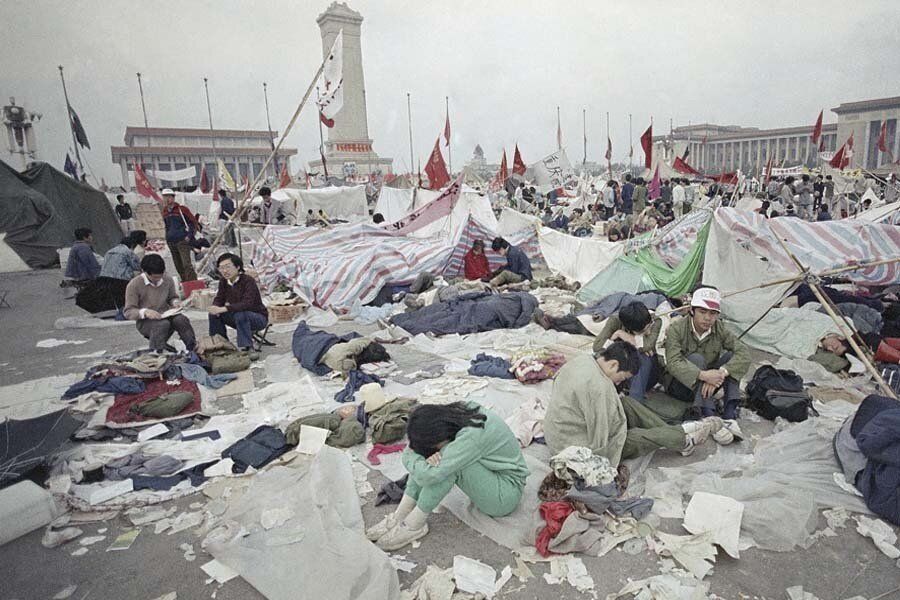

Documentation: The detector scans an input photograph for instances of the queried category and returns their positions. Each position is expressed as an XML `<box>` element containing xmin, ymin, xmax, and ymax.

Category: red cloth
<box><xmin>444</xmin><ymin>111</ymin><xmax>451</xmax><ymax>146</ymax></box>
<box><xmin>279</xmin><ymin>163</ymin><xmax>291</xmax><ymax>188</ymax></box>
<box><xmin>640</xmin><ymin>124</ymin><xmax>653</xmax><ymax>169</ymax></box>
<box><xmin>535</xmin><ymin>501</ymin><xmax>575</xmax><ymax>557</ymax></box>
<box><xmin>673</xmin><ymin>156</ymin><xmax>702</xmax><ymax>176</ymax></box>
<box><xmin>199</xmin><ymin>166</ymin><xmax>210</xmax><ymax>193</ymax></box>
<box><xmin>811</xmin><ymin>110</ymin><xmax>823</xmax><ymax>144</ymax></box>
<box><xmin>464</xmin><ymin>249</ymin><xmax>491</xmax><ymax>281</ymax></box>
<box><xmin>877</xmin><ymin>120</ymin><xmax>889</xmax><ymax>153</ymax></box>
<box><xmin>367</xmin><ymin>442</ymin><xmax>406</xmax><ymax>466</ymax></box>
<box><xmin>425</xmin><ymin>138</ymin><xmax>450</xmax><ymax>190</ymax></box>
<box><xmin>498</xmin><ymin>150</ymin><xmax>508</xmax><ymax>187</ymax></box>
<box><xmin>648</xmin><ymin>166</ymin><xmax>661</xmax><ymax>200</ymax></box>
<box><xmin>513</xmin><ymin>145</ymin><xmax>526</xmax><ymax>176</ymax></box>
<box><xmin>134</xmin><ymin>163</ymin><xmax>161</xmax><ymax>202</ymax></box>
<box><xmin>830</xmin><ymin>144</ymin><xmax>849</xmax><ymax>169</ymax></box>
<box><xmin>107</xmin><ymin>378</ymin><xmax>201</xmax><ymax>426</ymax></box>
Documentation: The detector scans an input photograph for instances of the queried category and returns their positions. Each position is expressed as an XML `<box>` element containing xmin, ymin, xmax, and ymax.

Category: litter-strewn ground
<box><xmin>1</xmin><ymin>269</ymin><xmax>899</xmax><ymax>600</ymax></box>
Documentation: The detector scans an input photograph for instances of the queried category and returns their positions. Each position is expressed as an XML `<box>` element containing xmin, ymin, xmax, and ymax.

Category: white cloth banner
<box><xmin>147</xmin><ymin>166</ymin><xmax>197</xmax><ymax>182</ymax></box>
<box><xmin>538</xmin><ymin>227</ymin><xmax>623</xmax><ymax>284</ymax></box>
<box><xmin>317</xmin><ymin>30</ymin><xmax>344</xmax><ymax>120</ymax></box>
<box><xmin>531</xmin><ymin>149</ymin><xmax>575</xmax><ymax>191</ymax></box>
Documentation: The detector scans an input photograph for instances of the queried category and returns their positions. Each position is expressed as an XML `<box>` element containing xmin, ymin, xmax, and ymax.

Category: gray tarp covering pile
<box><xmin>390</xmin><ymin>291</ymin><xmax>539</xmax><ymax>336</ymax></box>
<box><xmin>204</xmin><ymin>446</ymin><xmax>399</xmax><ymax>600</ymax></box>
<box><xmin>0</xmin><ymin>160</ymin><xmax>121</xmax><ymax>268</ymax></box>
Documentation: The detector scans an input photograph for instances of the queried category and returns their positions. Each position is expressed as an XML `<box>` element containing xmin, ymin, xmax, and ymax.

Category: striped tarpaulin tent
<box><xmin>442</xmin><ymin>216</ymin><xmax>541</xmax><ymax>279</ymax></box>
<box><xmin>252</xmin><ymin>223</ymin><xmax>454</xmax><ymax>311</ymax></box>
<box><xmin>625</xmin><ymin>208</ymin><xmax>712</xmax><ymax>268</ymax></box>
<box><xmin>715</xmin><ymin>208</ymin><xmax>900</xmax><ymax>285</ymax></box>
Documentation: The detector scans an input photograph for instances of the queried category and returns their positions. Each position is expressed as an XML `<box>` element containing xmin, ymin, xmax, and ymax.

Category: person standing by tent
<box><xmin>620</xmin><ymin>174</ymin><xmax>634</xmax><ymax>215</ymax></box>
<box><xmin>64</xmin><ymin>228</ymin><xmax>101</xmax><ymax>286</ymax></box>
<box><xmin>124</xmin><ymin>254</ymin><xmax>197</xmax><ymax>353</ymax></box>
<box><xmin>672</xmin><ymin>178</ymin><xmax>686</xmax><ymax>218</ymax></box>
<box><xmin>115</xmin><ymin>195</ymin><xmax>134</xmax><ymax>234</ymax></box>
<box><xmin>161</xmin><ymin>189</ymin><xmax>199</xmax><ymax>282</ymax></box>
<box><xmin>544</xmin><ymin>341</ymin><xmax>726</xmax><ymax>463</ymax></box>
<box><xmin>663</xmin><ymin>287</ymin><xmax>750</xmax><ymax>429</ymax></box>
<box><xmin>602</xmin><ymin>180</ymin><xmax>617</xmax><ymax>219</ymax></box>
<box><xmin>797</xmin><ymin>174</ymin><xmax>814</xmax><ymax>220</ymax></box>
<box><xmin>813</xmin><ymin>175</ymin><xmax>825</xmax><ymax>213</ymax></box>
<box><xmin>632</xmin><ymin>177</ymin><xmax>648</xmax><ymax>215</ymax></box>
<box><xmin>259</xmin><ymin>187</ymin><xmax>285</xmax><ymax>224</ymax></box>
<box><xmin>489</xmin><ymin>237</ymin><xmax>532</xmax><ymax>287</ymax></box>
<box><xmin>218</xmin><ymin>189</ymin><xmax>236</xmax><ymax>246</ymax></box>
<box><xmin>463</xmin><ymin>240</ymin><xmax>491</xmax><ymax>281</ymax></box>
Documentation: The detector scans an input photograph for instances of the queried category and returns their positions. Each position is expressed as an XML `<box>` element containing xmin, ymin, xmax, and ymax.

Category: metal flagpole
<box><xmin>407</xmin><ymin>93</ymin><xmax>415</xmax><ymax>179</ymax></box>
<box><xmin>136</xmin><ymin>72</ymin><xmax>156</xmax><ymax>188</ymax></box>
<box><xmin>606</xmin><ymin>111</ymin><xmax>611</xmax><ymax>178</ymax></box>
<box><xmin>316</xmin><ymin>90</ymin><xmax>330</xmax><ymax>180</ymax></box>
<box><xmin>57</xmin><ymin>66</ymin><xmax>83</xmax><ymax>172</ymax></box>
<box><xmin>203</xmin><ymin>77</ymin><xmax>222</xmax><ymax>193</ymax></box>
<box><xmin>628</xmin><ymin>113</ymin><xmax>633</xmax><ymax>177</ymax></box>
<box><xmin>582</xmin><ymin>108</ymin><xmax>587</xmax><ymax>166</ymax></box>
<box><xmin>263</xmin><ymin>82</ymin><xmax>280</xmax><ymax>175</ymax></box>
<box><xmin>557</xmin><ymin>106</ymin><xmax>561</xmax><ymax>151</ymax></box>
<box><xmin>446</xmin><ymin>96</ymin><xmax>452</xmax><ymax>175</ymax></box>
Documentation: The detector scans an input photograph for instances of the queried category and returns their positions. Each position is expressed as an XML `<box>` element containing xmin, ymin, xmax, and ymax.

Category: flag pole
<box><xmin>57</xmin><ymin>66</ymin><xmax>83</xmax><ymax>172</ymax></box>
<box><xmin>263</xmin><ymin>82</ymin><xmax>280</xmax><ymax>176</ymax></box>
<box><xmin>606</xmin><ymin>111</ymin><xmax>611</xmax><ymax>179</ymax></box>
<box><xmin>407</xmin><ymin>92</ymin><xmax>415</xmax><ymax>181</ymax></box>
<box><xmin>446</xmin><ymin>96</ymin><xmax>452</xmax><ymax>175</ymax></box>
<box><xmin>557</xmin><ymin>106</ymin><xmax>561</xmax><ymax>151</ymax></box>
<box><xmin>628</xmin><ymin>113</ymin><xmax>633</xmax><ymax>177</ymax></box>
<box><xmin>203</xmin><ymin>77</ymin><xmax>223</xmax><ymax>194</ymax></box>
<box><xmin>582</xmin><ymin>108</ymin><xmax>587</xmax><ymax>167</ymax></box>
<box><xmin>135</xmin><ymin>72</ymin><xmax>156</xmax><ymax>188</ymax></box>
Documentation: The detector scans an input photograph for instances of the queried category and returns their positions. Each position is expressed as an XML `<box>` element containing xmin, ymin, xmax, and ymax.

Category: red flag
<box><xmin>424</xmin><ymin>138</ymin><xmax>450</xmax><ymax>190</ymax></box>
<box><xmin>133</xmin><ymin>163</ymin><xmax>161</xmax><ymax>202</ymax></box>
<box><xmin>279</xmin><ymin>163</ymin><xmax>291</xmax><ymax>188</ymax></box>
<box><xmin>319</xmin><ymin>111</ymin><xmax>335</xmax><ymax>128</ymax></box>
<box><xmin>512</xmin><ymin>145</ymin><xmax>526</xmax><ymax>176</ymax></box>
<box><xmin>605</xmin><ymin>136</ymin><xmax>612</xmax><ymax>161</ymax></box>
<box><xmin>818</xmin><ymin>137</ymin><xmax>826</xmax><ymax>152</ymax></box>
<box><xmin>847</xmin><ymin>131</ymin><xmax>854</xmax><ymax>150</ymax></box>
<box><xmin>443</xmin><ymin>110</ymin><xmax>451</xmax><ymax>147</ymax></box>
<box><xmin>640</xmin><ymin>124</ymin><xmax>653</xmax><ymax>169</ymax></box>
<box><xmin>829</xmin><ymin>144</ymin><xmax>849</xmax><ymax>169</ymax></box>
<box><xmin>498</xmin><ymin>150</ymin><xmax>508</xmax><ymax>186</ymax></box>
<box><xmin>199</xmin><ymin>165</ymin><xmax>210</xmax><ymax>193</ymax></box>
<box><xmin>648</xmin><ymin>166</ymin><xmax>661</xmax><ymax>200</ymax></box>
<box><xmin>811</xmin><ymin>110</ymin><xmax>823</xmax><ymax>144</ymax></box>
<box><xmin>877</xmin><ymin>121</ymin><xmax>889</xmax><ymax>153</ymax></box>
<box><xmin>673</xmin><ymin>156</ymin><xmax>701</xmax><ymax>176</ymax></box>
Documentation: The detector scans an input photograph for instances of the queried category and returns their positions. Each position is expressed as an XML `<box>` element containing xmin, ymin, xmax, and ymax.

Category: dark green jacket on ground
<box><xmin>285</xmin><ymin>413</ymin><xmax>365</xmax><ymax>448</ymax></box>
<box><xmin>808</xmin><ymin>347</ymin><xmax>850</xmax><ymax>374</ymax></box>
<box><xmin>663</xmin><ymin>317</ymin><xmax>751</xmax><ymax>388</ymax></box>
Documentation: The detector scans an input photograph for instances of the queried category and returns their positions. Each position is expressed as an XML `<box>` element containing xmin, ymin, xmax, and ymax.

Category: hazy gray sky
<box><xmin>3</xmin><ymin>0</ymin><xmax>898</xmax><ymax>184</ymax></box>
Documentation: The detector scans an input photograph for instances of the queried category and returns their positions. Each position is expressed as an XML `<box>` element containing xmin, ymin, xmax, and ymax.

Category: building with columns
<box><xmin>653</xmin><ymin>95</ymin><xmax>900</xmax><ymax>175</ymax></box>
<box><xmin>110</xmin><ymin>126</ymin><xmax>296</xmax><ymax>189</ymax></box>
<box><xmin>307</xmin><ymin>2</ymin><xmax>392</xmax><ymax>181</ymax></box>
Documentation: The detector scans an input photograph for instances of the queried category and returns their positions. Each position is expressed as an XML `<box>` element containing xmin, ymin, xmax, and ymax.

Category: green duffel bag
<box><xmin>129</xmin><ymin>391</ymin><xmax>194</xmax><ymax>418</ymax></box>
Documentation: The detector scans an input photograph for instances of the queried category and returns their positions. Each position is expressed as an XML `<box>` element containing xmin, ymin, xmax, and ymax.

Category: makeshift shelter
<box><xmin>0</xmin><ymin>160</ymin><xmax>121</xmax><ymax>269</ymax></box>
<box><xmin>1</xmin><ymin>409</ymin><xmax>83</xmax><ymax>485</ymax></box>
<box><xmin>373</xmin><ymin>187</ymin><xmax>414</xmax><ymax>224</ymax></box>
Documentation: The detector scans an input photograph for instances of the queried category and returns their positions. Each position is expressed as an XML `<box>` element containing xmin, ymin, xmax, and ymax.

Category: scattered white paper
<box><xmin>260</xmin><ymin>507</ymin><xmax>294</xmax><ymax>530</ymax></box>
<box><xmin>52</xmin><ymin>584</ymin><xmax>78</xmax><ymax>599</ymax></box>
<box><xmin>453</xmin><ymin>555</ymin><xmax>497</xmax><ymax>597</ymax></box>
<box><xmin>854</xmin><ymin>515</ymin><xmax>900</xmax><ymax>559</ymax></box>
<box><xmin>180</xmin><ymin>543</ymin><xmax>196</xmax><ymax>562</ymax></box>
<box><xmin>833</xmin><ymin>472</ymin><xmax>864</xmax><ymax>497</ymax></box>
<box><xmin>389</xmin><ymin>554</ymin><xmax>417</xmax><ymax>573</ymax></box>
<box><xmin>70</xmin><ymin>547</ymin><xmax>89</xmax><ymax>556</ymax></box>
<box><xmin>654</xmin><ymin>531</ymin><xmax>718</xmax><ymax>580</ymax></box>
<box><xmin>786</xmin><ymin>585</ymin><xmax>822</xmax><ymax>600</ymax></box>
<box><xmin>88</xmin><ymin>479</ymin><xmax>134</xmax><ymax>505</ymax></box>
<box><xmin>79</xmin><ymin>535</ymin><xmax>106</xmax><ymax>546</ymax></box>
<box><xmin>69</xmin><ymin>350</ymin><xmax>107</xmax><ymax>359</ymax></box>
<box><xmin>295</xmin><ymin>425</ymin><xmax>329</xmax><ymax>455</ymax></box>
<box><xmin>201</xmin><ymin>559</ymin><xmax>239</xmax><ymax>584</ymax></box>
<box><xmin>168</xmin><ymin>511</ymin><xmax>204</xmax><ymax>535</ymax></box>
<box><xmin>204</xmin><ymin>459</ymin><xmax>236</xmax><ymax>478</ymax></box>
<box><xmin>37</xmin><ymin>338</ymin><xmax>89</xmax><ymax>348</ymax></box>
<box><xmin>150</xmin><ymin>594</ymin><xmax>177</xmax><ymax>600</ymax></box>
<box><xmin>137</xmin><ymin>423</ymin><xmax>170</xmax><ymax>442</ymax></box>
<box><xmin>823</xmin><ymin>507</ymin><xmax>850</xmax><ymax>530</ymax></box>
<box><xmin>493</xmin><ymin>565</ymin><xmax>513</xmax><ymax>595</ymax></box>
<box><xmin>542</xmin><ymin>556</ymin><xmax>594</xmax><ymax>592</ymax></box>
<box><xmin>683</xmin><ymin>491</ymin><xmax>744</xmax><ymax>559</ymax></box>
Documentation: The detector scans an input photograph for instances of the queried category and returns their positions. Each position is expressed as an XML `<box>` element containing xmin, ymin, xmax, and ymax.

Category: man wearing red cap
<box><xmin>664</xmin><ymin>286</ymin><xmax>750</xmax><ymax>442</ymax></box>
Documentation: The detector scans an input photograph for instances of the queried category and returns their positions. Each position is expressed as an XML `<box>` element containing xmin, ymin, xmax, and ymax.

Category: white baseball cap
<box><xmin>161</xmin><ymin>188</ymin><xmax>176</xmax><ymax>196</ymax></box>
<box><xmin>690</xmin><ymin>287</ymin><xmax>721</xmax><ymax>312</ymax></box>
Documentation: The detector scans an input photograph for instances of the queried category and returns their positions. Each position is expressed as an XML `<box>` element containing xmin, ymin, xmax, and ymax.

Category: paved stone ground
<box><xmin>1</xmin><ymin>270</ymin><xmax>899</xmax><ymax>600</ymax></box>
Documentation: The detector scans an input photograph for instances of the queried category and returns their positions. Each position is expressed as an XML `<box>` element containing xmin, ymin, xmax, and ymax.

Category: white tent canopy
<box><xmin>274</xmin><ymin>185</ymin><xmax>369</xmax><ymax>220</ymax></box>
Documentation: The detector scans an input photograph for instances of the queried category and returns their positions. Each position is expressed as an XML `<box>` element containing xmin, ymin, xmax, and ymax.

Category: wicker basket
<box><xmin>190</xmin><ymin>289</ymin><xmax>216</xmax><ymax>310</ymax></box>
<box><xmin>268</xmin><ymin>303</ymin><xmax>304</xmax><ymax>323</ymax></box>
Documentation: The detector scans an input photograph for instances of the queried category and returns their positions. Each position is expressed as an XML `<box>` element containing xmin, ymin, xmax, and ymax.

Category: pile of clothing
<box><xmin>510</xmin><ymin>349</ymin><xmax>567</xmax><ymax>384</ymax></box>
<box><xmin>468</xmin><ymin>353</ymin><xmax>514</xmax><ymax>379</ymax></box>
<box><xmin>535</xmin><ymin>447</ymin><xmax>653</xmax><ymax>557</ymax></box>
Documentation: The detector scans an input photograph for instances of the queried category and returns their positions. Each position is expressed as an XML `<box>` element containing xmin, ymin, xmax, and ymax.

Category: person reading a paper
<box><xmin>208</xmin><ymin>253</ymin><xmax>269</xmax><ymax>352</ymax></box>
<box><xmin>124</xmin><ymin>254</ymin><xmax>197</xmax><ymax>354</ymax></box>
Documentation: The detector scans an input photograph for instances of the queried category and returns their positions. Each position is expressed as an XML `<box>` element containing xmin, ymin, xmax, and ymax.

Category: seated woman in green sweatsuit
<box><xmin>368</xmin><ymin>402</ymin><xmax>529</xmax><ymax>551</ymax></box>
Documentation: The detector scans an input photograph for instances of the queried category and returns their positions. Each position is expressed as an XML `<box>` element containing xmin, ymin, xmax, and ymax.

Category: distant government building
<box><xmin>110</xmin><ymin>126</ymin><xmax>297</xmax><ymax>188</ymax></box>
<box><xmin>654</xmin><ymin>95</ymin><xmax>900</xmax><ymax>174</ymax></box>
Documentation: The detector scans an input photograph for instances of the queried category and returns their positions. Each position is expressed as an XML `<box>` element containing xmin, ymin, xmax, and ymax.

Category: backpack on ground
<box><xmin>746</xmin><ymin>365</ymin><xmax>817</xmax><ymax>422</ymax></box>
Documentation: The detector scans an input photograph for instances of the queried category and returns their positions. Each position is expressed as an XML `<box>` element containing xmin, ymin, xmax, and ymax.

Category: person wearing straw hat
<box><xmin>663</xmin><ymin>286</ymin><xmax>750</xmax><ymax>443</ymax></box>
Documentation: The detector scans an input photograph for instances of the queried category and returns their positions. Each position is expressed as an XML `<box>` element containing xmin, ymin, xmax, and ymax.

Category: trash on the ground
<box><xmin>389</xmin><ymin>554</ymin><xmax>416</xmax><ymax>573</ymax></box>
<box><xmin>204</xmin><ymin>459</ymin><xmax>236</xmax><ymax>478</ymax></box>
<box><xmin>107</xmin><ymin>528</ymin><xmax>140</xmax><ymax>551</ymax></box>
<box><xmin>52</xmin><ymin>584</ymin><xmax>78</xmax><ymax>599</ymax></box>
<box><xmin>260</xmin><ymin>506</ymin><xmax>294</xmax><ymax>530</ymax></box>
<box><xmin>70</xmin><ymin>547</ymin><xmax>89</xmax><ymax>556</ymax></box>
<box><xmin>833</xmin><ymin>472</ymin><xmax>864</xmax><ymax>497</ymax></box>
<box><xmin>493</xmin><ymin>565</ymin><xmax>513</xmax><ymax>596</ymax></box>
<box><xmin>150</xmin><ymin>594</ymin><xmax>177</xmax><ymax>600</ymax></box>
<box><xmin>42</xmin><ymin>526</ymin><xmax>83</xmax><ymax>548</ymax></box>
<box><xmin>180</xmin><ymin>543</ymin><xmax>196</xmax><ymax>562</ymax></box>
<box><xmin>295</xmin><ymin>425</ymin><xmax>329</xmax><ymax>454</ymax></box>
<box><xmin>78</xmin><ymin>535</ymin><xmax>106</xmax><ymax>546</ymax></box>
<box><xmin>786</xmin><ymin>585</ymin><xmax>821</xmax><ymax>600</ymax></box>
<box><xmin>37</xmin><ymin>338</ymin><xmax>89</xmax><ymax>348</ymax></box>
<box><xmin>854</xmin><ymin>515</ymin><xmax>900</xmax><ymax>559</ymax></box>
<box><xmin>511</xmin><ymin>555</ymin><xmax>534</xmax><ymax>582</ymax></box>
<box><xmin>97</xmin><ymin>527</ymin><xmax>107</xmax><ymax>533</ymax></box>
<box><xmin>683</xmin><ymin>492</ymin><xmax>744</xmax><ymax>559</ymax></box>
<box><xmin>453</xmin><ymin>554</ymin><xmax>497</xmax><ymax>596</ymax></box>
<box><xmin>653</xmin><ymin>531</ymin><xmax>717</xmax><ymax>580</ymax></box>
<box><xmin>201</xmin><ymin>559</ymin><xmax>240</xmax><ymax>584</ymax></box>
<box><xmin>0</xmin><ymin>480</ymin><xmax>57</xmax><ymax>545</ymax></box>
<box><xmin>126</xmin><ymin>506</ymin><xmax>177</xmax><ymax>527</ymax></box>
<box><xmin>608</xmin><ymin>571</ymin><xmax>710</xmax><ymax>599</ymax></box>
<box><xmin>76</xmin><ymin>478</ymin><xmax>133</xmax><ymax>505</ymax></box>
<box><xmin>542</xmin><ymin>555</ymin><xmax>594</xmax><ymax>592</ymax></box>
<box><xmin>137</xmin><ymin>423</ymin><xmax>170</xmax><ymax>441</ymax></box>
<box><xmin>168</xmin><ymin>511</ymin><xmax>204</xmax><ymax>535</ymax></box>
<box><xmin>401</xmin><ymin>565</ymin><xmax>455</xmax><ymax>600</ymax></box>
<box><xmin>823</xmin><ymin>507</ymin><xmax>850</xmax><ymax>530</ymax></box>
<box><xmin>623</xmin><ymin>538</ymin><xmax>646</xmax><ymax>555</ymax></box>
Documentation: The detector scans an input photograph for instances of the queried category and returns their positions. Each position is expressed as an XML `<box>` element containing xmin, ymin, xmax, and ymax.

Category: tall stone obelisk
<box><xmin>311</xmin><ymin>2</ymin><xmax>392</xmax><ymax>181</ymax></box>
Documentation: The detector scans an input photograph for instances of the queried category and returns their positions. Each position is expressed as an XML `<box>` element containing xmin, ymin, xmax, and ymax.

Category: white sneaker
<box><xmin>681</xmin><ymin>417</ymin><xmax>723</xmax><ymax>454</ymax></box>
<box><xmin>375</xmin><ymin>520</ymin><xmax>429</xmax><ymax>551</ymax></box>
<box><xmin>365</xmin><ymin>514</ymin><xmax>397</xmax><ymax>542</ymax></box>
<box><xmin>713</xmin><ymin>420</ymin><xmax>744</xmax><ymax>445</ymax></box>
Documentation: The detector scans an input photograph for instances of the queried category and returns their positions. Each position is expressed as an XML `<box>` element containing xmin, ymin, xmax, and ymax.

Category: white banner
<box><xmin>147</xmin><ymin>166</ymin><xmax>197</xmax><ymax>182</ymax></box>
<box><xmin>531</xmin><ymin>149</ymin><xmax>575</xmax><ymax>191</ymax></box>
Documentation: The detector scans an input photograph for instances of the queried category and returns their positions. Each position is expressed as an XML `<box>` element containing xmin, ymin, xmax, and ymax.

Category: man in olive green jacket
<box><xmin>592</xmin><ymin>302</ymin><xmax>664</xmax><ymax>401</ymax></box>
<box><xmin>664</xmin><ymin>287</ymin><xmax>750</xmax><ymax>427</ymax></box>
